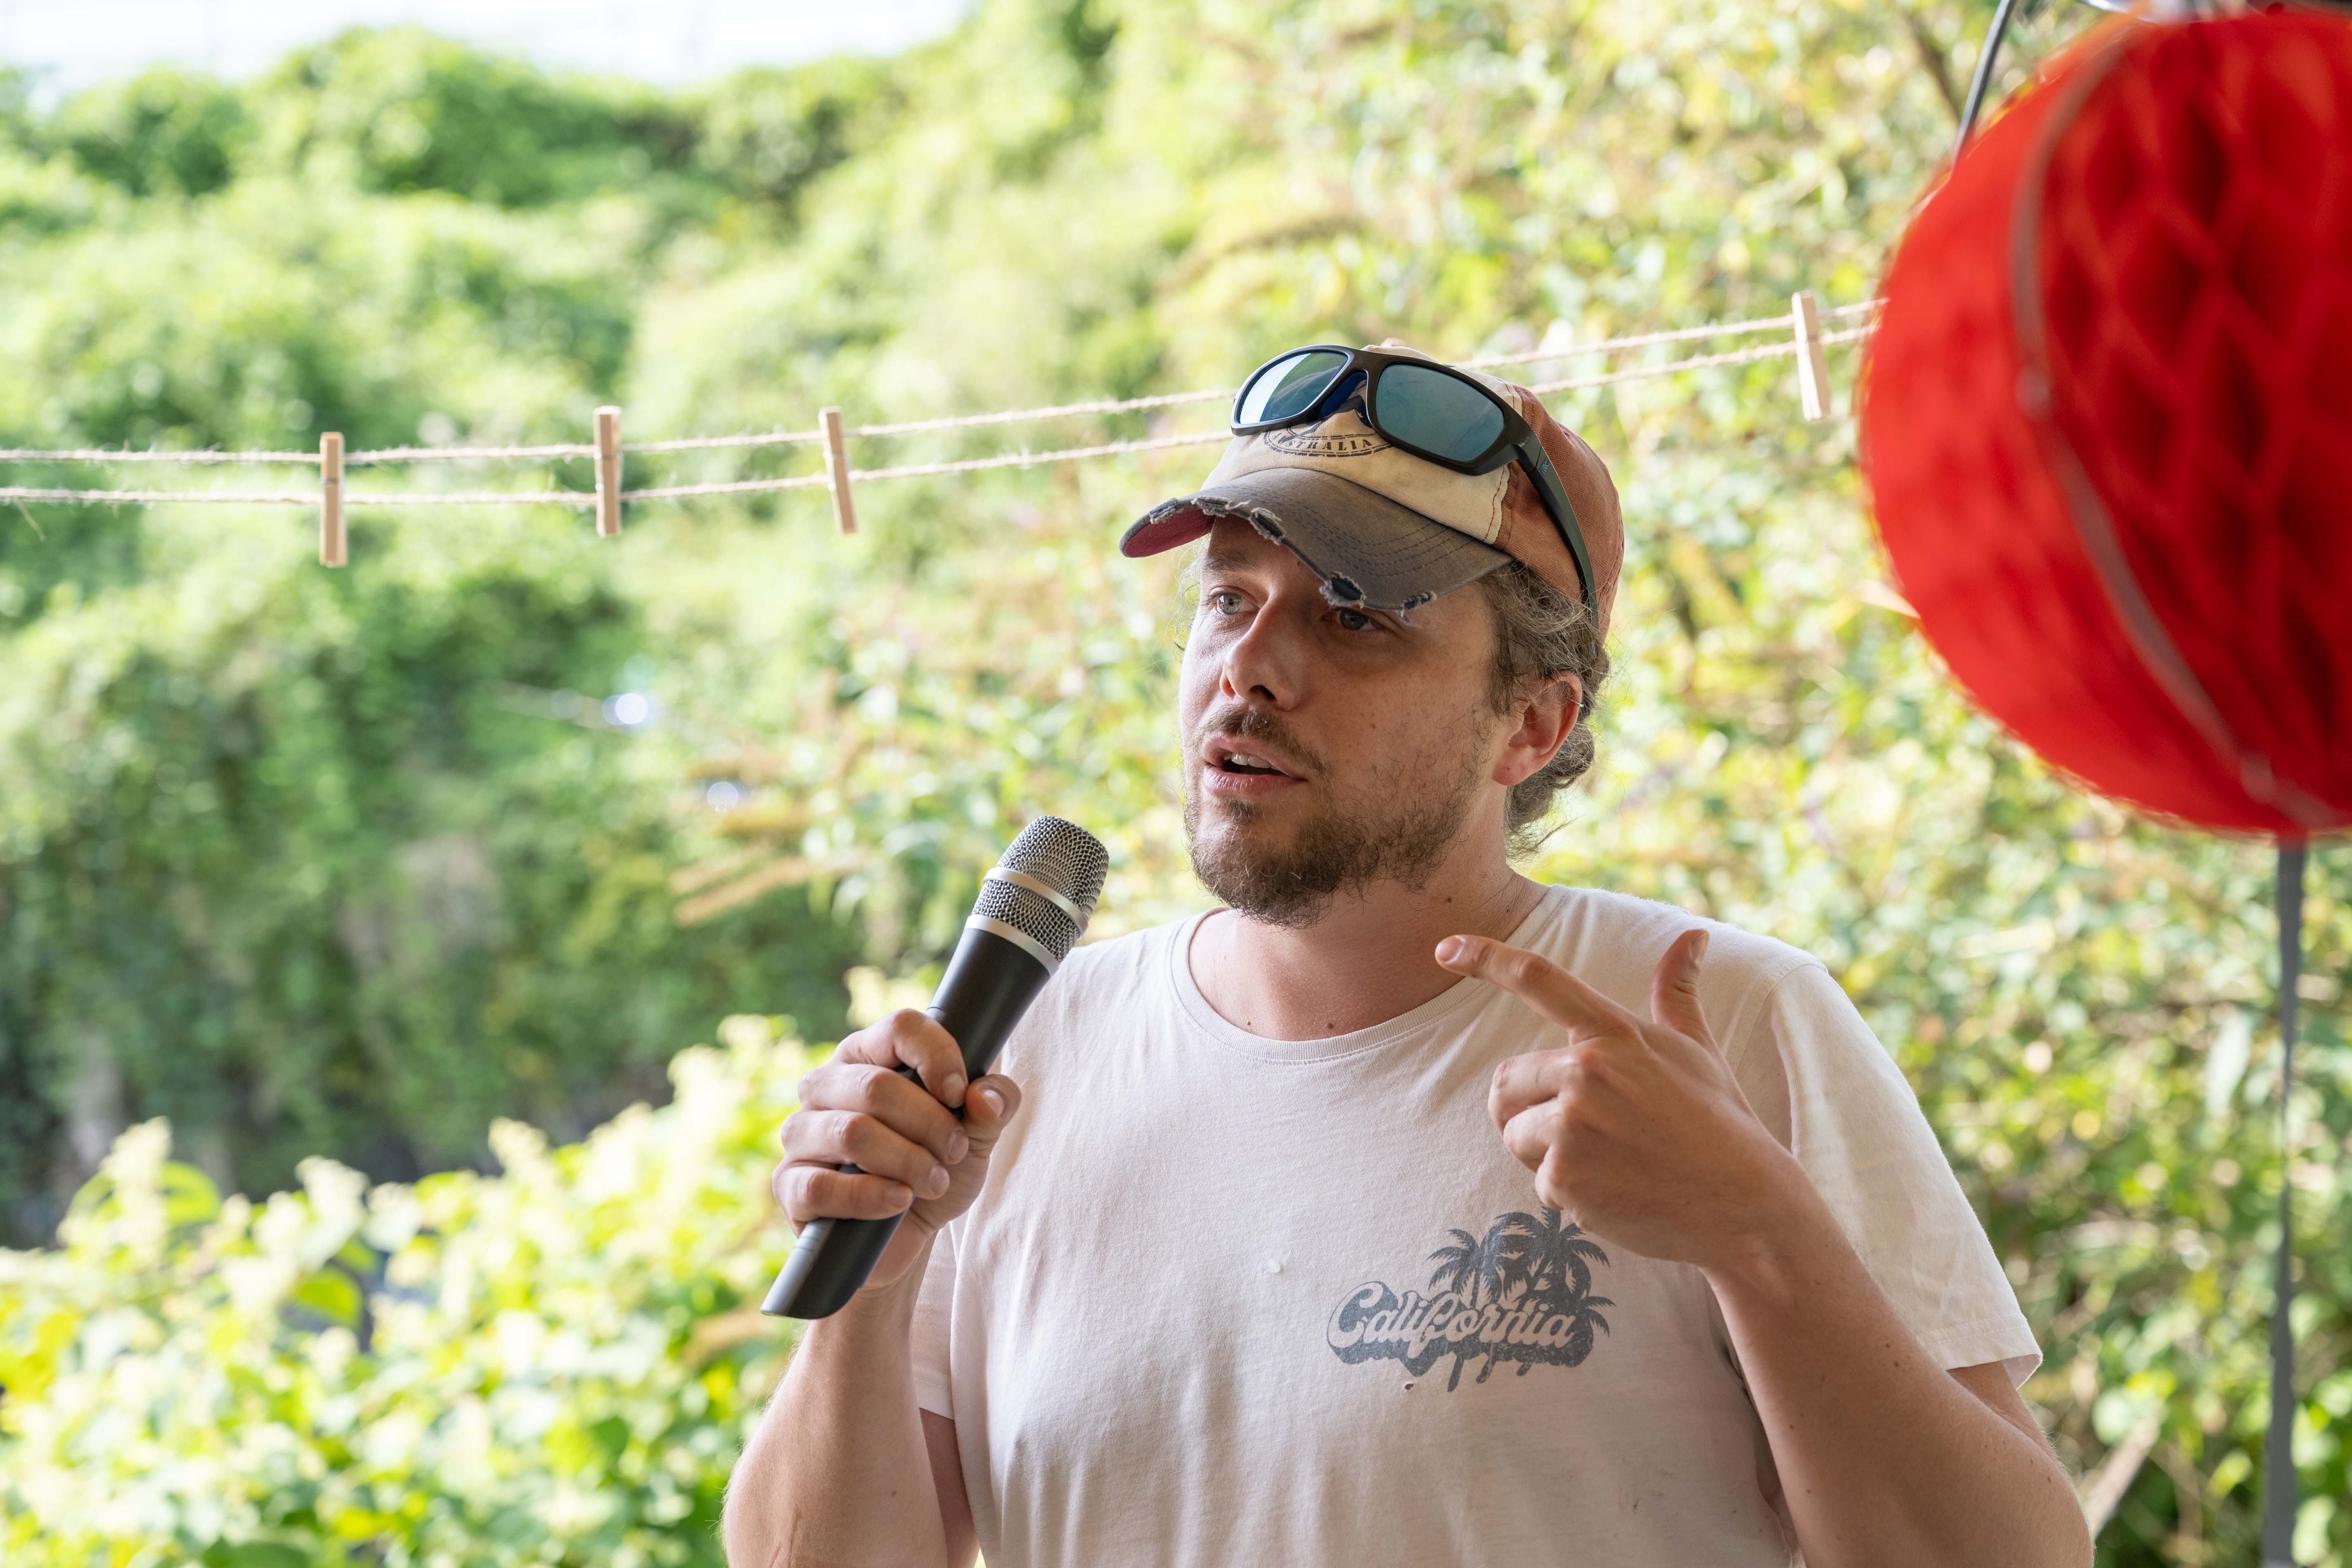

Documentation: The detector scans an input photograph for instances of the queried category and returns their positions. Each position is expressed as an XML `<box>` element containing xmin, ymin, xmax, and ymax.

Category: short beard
<box><xmin>1184</xmin><ymin>712</ymin><xmax>1484</xmax><ymax>930</ymax></box>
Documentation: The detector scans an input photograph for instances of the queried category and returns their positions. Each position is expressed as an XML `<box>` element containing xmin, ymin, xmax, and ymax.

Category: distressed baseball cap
<box><xmin>1120</xmin><ymin>347</ymin><xmax>1623</xmax><ymax>641</ymax></box>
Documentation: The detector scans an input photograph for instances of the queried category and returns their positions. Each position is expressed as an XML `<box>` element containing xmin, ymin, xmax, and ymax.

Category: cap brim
<box><xmin>1120</xmin><ymin>467</ymin><xmax>1510</xmax><ymax>612</ymax></box>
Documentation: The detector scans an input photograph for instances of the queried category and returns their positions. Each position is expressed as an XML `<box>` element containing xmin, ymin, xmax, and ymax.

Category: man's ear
<box><xmin>1491</xmin><ymin>673</ymin><xmax>1581</xmax><ymax>788</ymax></box>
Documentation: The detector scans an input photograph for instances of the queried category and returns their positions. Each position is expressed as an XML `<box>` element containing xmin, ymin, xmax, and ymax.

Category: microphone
<box><xmin>761</xmin><ymin>815</ymin><xmax>1108</xmax><ymax>1319</ymax></box>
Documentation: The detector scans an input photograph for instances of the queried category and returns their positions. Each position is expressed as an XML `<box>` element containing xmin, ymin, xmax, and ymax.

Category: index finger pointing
<box><xmin>1436</xmin><ymin>934</ymin><xmax>1639</xmax><ymax>1040</ymax></box>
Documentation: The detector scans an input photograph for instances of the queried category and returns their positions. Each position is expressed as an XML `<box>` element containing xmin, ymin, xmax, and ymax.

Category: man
<box><xmin>725</xmin><ymin>346</ymin><xmax>2092</xmax><ymax>1568</ymax></box>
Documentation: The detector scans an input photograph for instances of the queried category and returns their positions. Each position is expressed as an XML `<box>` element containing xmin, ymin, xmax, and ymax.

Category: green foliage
<box><xmin>0</xmin><ymin>1020</ymin><xmax>810</xmax><ymax>1567</ymax></box>
<box><xmin>247</xmin><ymin>29</ymin><xmax>698</xmax><ymax>208</ymax></box>
<box><xmin>42</xmin><ymin>68</ymin><xmax>252</xmax><ymax>197</ymax></box>
<box><xmin>0</xmin><ymin>1</ymin><xmax>2345</xmax><ymax>1563</ymax></box>
<box><xmin>0</xmin><ymin>31</ymin><xmax>899</xmax><ymax>1237</ymax></box>
<box><xmin>0</xmin><ymin>183</ymin><xmax>648</xmax><ymax>457</ymax></box>
<box><xmin>0</xmin><ymin>510</ymin><xmax>863</xmax><ymax>1237</ymax></box>
<box><xmin>685</xmin><ymin>58</ymin><xmax>902</xmax><ymax>212</ymax></box>
<box><xmin>0</xmin><ymin>67</ymin><xmax>29</xmax><ymax>144</ymax></box>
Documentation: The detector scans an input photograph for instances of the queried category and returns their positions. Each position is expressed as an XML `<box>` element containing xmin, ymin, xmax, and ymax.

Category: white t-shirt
<box><xmin>911</xmin><ymin>884</ymin><xmax>2037</xmax><ymax>1567</ymax></box>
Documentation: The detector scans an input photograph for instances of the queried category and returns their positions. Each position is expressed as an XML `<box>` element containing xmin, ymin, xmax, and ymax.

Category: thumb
<box><xmin>958</xmin><ymin>1074</ymin><xmax>1023</xmax><ymax>1159</ymax></box>
<box><xmin>904</xmin><ymin>1072</ymin><xmax>1023</xmax><ymax>1242</ymax></box>
<box><xmin>1649</xmin><ymin>928</ymin><xmax>1715</xmax><ymax>1048</ymax></box>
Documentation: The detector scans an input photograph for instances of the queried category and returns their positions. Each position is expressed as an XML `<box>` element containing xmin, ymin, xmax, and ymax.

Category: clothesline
<box><xmin>0</xmin><ymin>292</ymin><xmax>1874</xmax><ymax>562</ymax></box>
<box><xmin>0</xmin><ymin>320</ymin><xmax>1873</xmax><ymax>513</ymax></box>
<box><xmin>0</xmin><ymin>300</ymin><xmax>1878</xmax><ymax>472</ymax></box>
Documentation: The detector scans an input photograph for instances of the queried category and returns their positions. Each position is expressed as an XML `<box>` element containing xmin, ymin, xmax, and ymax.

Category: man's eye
<box><xmin>1335</xmin><ymin>608</ymin><xmax>1375</xmax><ymax>632</ymax></box>
<box><xmin>1209</xmin><ymin>590</ymin><xmax>1247</xmax><ymax>615</ymax></box>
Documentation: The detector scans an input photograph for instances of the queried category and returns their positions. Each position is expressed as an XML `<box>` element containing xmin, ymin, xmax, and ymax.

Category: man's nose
<box><xmin>1220</xmin><ymin>603</ymin><xmax>1304</xmax><ymax>710</ymax></box>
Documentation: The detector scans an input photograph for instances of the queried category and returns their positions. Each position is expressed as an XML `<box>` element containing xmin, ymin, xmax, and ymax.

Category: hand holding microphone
<box><xmin>770</xmin><ymin>1009</ymin><xmax>1020</xmax><ymax>1297</ymax></box>
<box><xmin>762</xmin><ymin>817</ymin><xmax>1107</xmax><ymax>1318</ymax></box>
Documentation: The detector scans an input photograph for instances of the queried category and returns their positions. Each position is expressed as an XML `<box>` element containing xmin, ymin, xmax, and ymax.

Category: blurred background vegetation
<box><xmin>0</xmin><ymin>2</ymin><xmax>2344</xmax><ymax>1564</ymax></box>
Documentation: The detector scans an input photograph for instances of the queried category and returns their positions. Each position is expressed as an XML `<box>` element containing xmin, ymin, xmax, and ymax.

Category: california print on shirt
<box><xmin>1325</xmin><ymin>1208</ymin><xmax>1614</xmax><ymax>1392</ymax></box>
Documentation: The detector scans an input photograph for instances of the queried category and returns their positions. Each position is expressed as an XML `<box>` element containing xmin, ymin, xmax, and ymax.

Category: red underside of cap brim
<box><xmin>1120</xmin><ymin>505</ymin><xmax>1213</xmax><ymax>558</ymax></box>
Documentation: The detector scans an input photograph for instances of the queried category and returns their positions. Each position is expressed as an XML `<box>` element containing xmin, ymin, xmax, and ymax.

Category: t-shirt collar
<box><xmin>1168</xmin><ymin>887</ymin><xmax>1565</xmax><ymax>1065</ymax></box>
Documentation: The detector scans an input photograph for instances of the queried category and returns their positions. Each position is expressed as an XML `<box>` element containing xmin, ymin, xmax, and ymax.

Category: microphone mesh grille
<box><xmin>999</xmin><ymin>816</ymin><xmax>1109</xmax><ymax>926</ymax></box>
<box><xmin>973</xmin><ymin>876</ymin><xmax>1083</xmax><ymax>961</ymax></box>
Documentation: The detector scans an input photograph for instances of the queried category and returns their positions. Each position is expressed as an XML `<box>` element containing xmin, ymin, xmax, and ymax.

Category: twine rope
<box><xmin>0</xmin><ymin>303</ymin><xmax>1880</xmax><ymax>473</ymax></box>
<box><xmin>1522</xmin><ymin>329</ymin><xmax>1866</xmax><ymax>394</ymax></box>
<box><xmin>0</xmin><ymin>322</ymin><xmax>1875</xmax><ymax>510</ymax></box>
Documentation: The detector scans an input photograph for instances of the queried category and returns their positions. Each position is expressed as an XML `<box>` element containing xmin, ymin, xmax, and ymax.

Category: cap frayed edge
<box><xmin>1180</xmin><ymin>493</ymin><xmax>1434</xmax><ymax>618</ymax></box>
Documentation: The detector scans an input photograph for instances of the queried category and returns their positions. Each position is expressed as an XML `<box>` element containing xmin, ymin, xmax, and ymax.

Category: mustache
<box><xmin>1193</xmin><ymin>706</ymin><xmax>1327</xmax><ymax>779</ymax></box>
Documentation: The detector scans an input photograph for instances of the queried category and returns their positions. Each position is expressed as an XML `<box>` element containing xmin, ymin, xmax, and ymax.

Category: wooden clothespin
<box><xmin>1791</xmin><ymin>291</ymin><xmax>1832</xmax><ymax>422</ymax></box>
<box><xmin>594</xmin><ymin>405</ymin><xmax>622</xmax><ymax>536</ymax></box>
<box><xmin>820</xmin><ymin>407</ymin><xmax>858</xmax><ymax>535</ymax></box>
<box><xmin>319</xmin><ymin>432</ymin><xmax>346</xmax><ymax>567</ymax></box>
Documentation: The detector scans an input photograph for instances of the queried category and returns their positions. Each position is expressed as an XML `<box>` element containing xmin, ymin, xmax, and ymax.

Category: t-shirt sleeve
<box><xmin>1728</xmin><ymin>959</ymin><xmax>2042</xmax><ymax>1387</ymax></box>
<box><xmin>910</xmin><ymin>1220</ymin><xmax>957</xmax><ymax>1418</ymax></box>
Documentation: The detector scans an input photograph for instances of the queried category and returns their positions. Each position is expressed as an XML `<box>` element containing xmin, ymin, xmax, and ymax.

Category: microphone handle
<box><xmin>761</xmin><ymin>927</ymin><xmax>1053</xmax><ymax>1319</ymax></box>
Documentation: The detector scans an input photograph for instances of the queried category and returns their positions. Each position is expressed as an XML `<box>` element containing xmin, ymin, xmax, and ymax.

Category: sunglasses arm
<box><xmin>1516</xmin><ymin>443</ymin><xmax>1598</xmax><ymax>623</ymax></box>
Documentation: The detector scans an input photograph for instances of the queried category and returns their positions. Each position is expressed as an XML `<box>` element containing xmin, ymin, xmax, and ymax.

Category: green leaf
<box><xmin>203</xmin><ymin>1545</ymin><xmax>310</xmax><ymax>1568</ymax></box>
<box><xmin>290</xmin><ymin>1269</ymin><xmax>361</xmax><ymax>1328</ymax></box>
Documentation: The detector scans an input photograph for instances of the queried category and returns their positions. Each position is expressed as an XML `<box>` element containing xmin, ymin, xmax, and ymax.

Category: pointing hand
<box><xmin>1435</xmin><ymin>928</ymin><xmax>1806</xmax><ymax>1270</ymax></box>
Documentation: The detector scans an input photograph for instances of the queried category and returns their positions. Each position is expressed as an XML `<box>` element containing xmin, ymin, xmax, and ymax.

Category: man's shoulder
<box><xmin>1062</xmin><ymin>916</ymin><xmax>1187</xmax><ymax>975</ymax></box>
<box><xmin>1532</xmin><ymin>884</ymin><xmax>1827</xmax><ymax>1025</ymax></box>
<box><xmin>1034</xmin><ymin>916</ymin><xmax>1191</xmax><ymax>1015</ymax></box>
<box><xmin>999</xmin><ymin>917</ymin><xmax>1190</xmax><ymax>1073</ymax></box>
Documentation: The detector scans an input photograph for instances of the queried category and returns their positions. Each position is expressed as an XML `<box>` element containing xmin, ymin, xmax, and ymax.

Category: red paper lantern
<box><xmin>1860</xmin><ymin>11</ymin><xmax>2352</xmax><ymax>835</ymax></box>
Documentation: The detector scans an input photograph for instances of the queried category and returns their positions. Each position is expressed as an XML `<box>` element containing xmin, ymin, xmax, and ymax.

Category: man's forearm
<box><xmin>1703</xmin><ymin>1175</ymin><xmax>2090</xmax><ymax>1568</ymax></box>
<box><xmin>722</xmin><ymin>1249</ymin><xmax>953</xmax><ymax>1568</ymax></box>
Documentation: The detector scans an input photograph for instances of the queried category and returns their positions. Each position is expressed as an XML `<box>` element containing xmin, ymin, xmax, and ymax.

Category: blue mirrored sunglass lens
<box><xmin>1237</xmin><ymin>351</ymin><xmax>1350</xmax><ymax>424</ymax></box>
<box><xmin>1374</xmin><ymin>365</ymin><xmax>1505</xmax><ymax>462</ymax></box>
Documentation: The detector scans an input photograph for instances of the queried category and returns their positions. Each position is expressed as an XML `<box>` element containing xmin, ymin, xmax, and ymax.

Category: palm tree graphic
<box><xmin>1427</xmin><ymin>1221</ymin><xmax>1520</xmax><ymax>1389</ymax></box>
<box><xmin>1425</xmin><ymin>1210</ymin><xmax>1613</xmax><ymax>1388</ymax></box>
<box><xmin>1508</xmin><ymin>1207</ymin><xmax>1611</xmax><ymax>1303</ymax></box>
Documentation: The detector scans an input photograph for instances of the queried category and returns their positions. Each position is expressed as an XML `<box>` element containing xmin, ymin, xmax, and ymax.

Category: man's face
<box><xmin>1178</xmin><ymin>517</ymin><xmax>1513</xmax><ymax>926</ymax></box>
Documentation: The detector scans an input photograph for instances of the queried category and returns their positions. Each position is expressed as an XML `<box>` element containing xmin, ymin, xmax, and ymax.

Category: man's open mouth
<box><xmin>1204</xmin><ymin>736</ymin><xmax>1301</xmax><ymax>779</ymax></box>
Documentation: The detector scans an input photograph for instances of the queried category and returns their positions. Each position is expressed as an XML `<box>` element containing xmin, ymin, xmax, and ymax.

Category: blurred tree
<box><xmin>42</xmin><ymin>68</ymin><xmax>252</xmax><ymax>197</ymax></box>
<box><xmin>0</xmin><ymin>512</ymin><xmax>864</xmax><ymax>1242</ymax></box>
<box><xmin>0</xmin><ymin>30</ymin><xmax>922</xmax><ymax>1244</ymax></box>
<box><xmin>685</xmin><ymin>57</ymin><xmax>902</xmax><ymax>214</ymax></box>
<box><xmin>245</xmin><ymin>28</ymin><xmax>697</xmax><ymax>207</ymax></box>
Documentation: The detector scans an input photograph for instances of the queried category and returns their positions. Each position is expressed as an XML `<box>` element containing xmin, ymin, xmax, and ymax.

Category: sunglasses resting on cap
<box><xmin>1121</xmin><ymin>342</ymin><xmax>1626</xmax><ymax>720</ymax></box>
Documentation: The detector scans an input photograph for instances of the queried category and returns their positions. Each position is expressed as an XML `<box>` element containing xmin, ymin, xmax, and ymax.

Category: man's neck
<box><xmin>1189</xmin><ymin>846</ymin><xmax>1544</xmax><ymax>1041</ymax></box>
